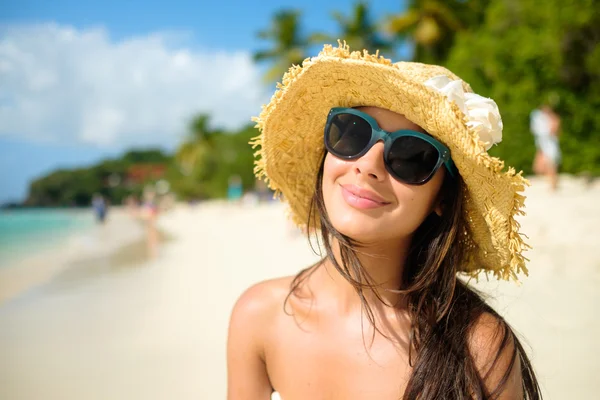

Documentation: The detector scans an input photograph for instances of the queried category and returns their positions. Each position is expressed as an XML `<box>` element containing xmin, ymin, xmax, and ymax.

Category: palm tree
<box><xmin>387</xmin><ymin>0</ymin><xmax>479</xmax><ymax>64</ymax></box>
<box><xmin>175</xmin><ymin>114</ymin><xmax>214</xmax><ymax>177</ymax></box>
<box><xmin>254</xmin><ymin>10</ymin><xmax>313</xmax><ymax>82</ymax></box>
<box><xmin>316</xmin><ymin>2</ymin><xmax>394</xmax><ymax>55</ymax></box>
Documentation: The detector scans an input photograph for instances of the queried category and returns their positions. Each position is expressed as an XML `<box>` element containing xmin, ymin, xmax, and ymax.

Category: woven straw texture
<box><xmin>251</xmin><ymin>43</ymin><xmax>530</xmax><ymax>281</ymax></box>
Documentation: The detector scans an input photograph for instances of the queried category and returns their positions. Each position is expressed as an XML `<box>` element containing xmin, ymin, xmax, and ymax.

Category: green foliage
<box><xmin>387</xmin><ymin>0</ymin><xmax>486</xmax><ymax>64</ymax></box>
<box><xmin>25</xmin><ymin>119</ymin><xmax>260</xmax><ymax>207</ymax></box>
<box><xmin>254</xmin><ymin>10</ymin><xmax>317</xmax><ymax>82</ymax></box>
<box><xmin>446</xmin><ymin>0</ymin><xmax>600</xmax><ymax>175</ymax></box>
<box><xmin>121</xmin><ymin>149</ymin><xmax>171</xmax><ymax>164</ymax></box>
<box><xmin>172</xmin><ymin>114</ymin><xmax>258</xmax><ymax>200</ymax></box>
<box><xmin>26</xmin><ymin>149</ymin><xmax>173</xmax><ymax>207</ymax></box>
<box><xmin>25</xmin><ymin>113</ymin><xmax>260</xmax><ymax>207</ymax></box>
<box><xmin>193</xmin><ymin>125</ymin><xmax>258</xmax><ymax>199</ymax></box>
<box><xmin>313</xmin><ymin>2</ymin><xmax>394</xmax><ymax>55</ymax></box>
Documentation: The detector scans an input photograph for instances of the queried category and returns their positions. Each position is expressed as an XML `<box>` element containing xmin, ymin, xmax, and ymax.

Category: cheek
<box><xmin>390</xmin><ymin>188</ymin><xmax>435</xmax><ymax>232</ymax></box>
<box><xmin>322</xmin><ymin>153</ymin><xmax>347</xmax><ymax>200</ymax></box>
<box><xmin>321</xmin><ymin>153</ymin><xmax>358</xmax><ymax>231</ymax></box>
<box><xmin>387</xmin><ymin>170</ymin><xmax>445</xmax><ymax>232</ymax></box>
<box><xmin>323</xmin><ymin>153</ymin><xmax>347</xmax><ymax>182</ymax></box>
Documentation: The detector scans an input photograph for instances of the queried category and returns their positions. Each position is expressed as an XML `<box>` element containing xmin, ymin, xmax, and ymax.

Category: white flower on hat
<box><xmin>424</xmin><ymin>75</ymin><xmax>503</xmax><ymax>150</ymax></box>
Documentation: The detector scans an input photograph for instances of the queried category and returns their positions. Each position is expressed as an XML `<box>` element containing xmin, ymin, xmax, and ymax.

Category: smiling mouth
<box><xmin>341</xmin><ymin>184</ymin><xmax>390</xmax><ymax>209</ymax></box>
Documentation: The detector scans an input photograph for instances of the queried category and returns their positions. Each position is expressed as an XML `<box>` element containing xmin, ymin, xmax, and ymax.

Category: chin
<box><xmin>327</xmin><ymin>206</ymin><xmax>391</xmax><ymax>244</ymax></box>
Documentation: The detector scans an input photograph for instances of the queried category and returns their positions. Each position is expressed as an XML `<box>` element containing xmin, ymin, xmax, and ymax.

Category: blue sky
<box><xmin>0</xmin><ymin>0</ymin><xmax>408</xmax><ymax>204</ymax></box>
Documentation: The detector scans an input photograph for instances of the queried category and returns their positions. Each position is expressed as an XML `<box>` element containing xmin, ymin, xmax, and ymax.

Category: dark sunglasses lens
<box><xmin>326</xmin><ymin>113</ymin><xmax>372</xmax><ymax>157</ymax></box>
<box><xmin>388</xmin><ymin>136</ymin><xmax>440</xmax><ymax>183</ymax></box>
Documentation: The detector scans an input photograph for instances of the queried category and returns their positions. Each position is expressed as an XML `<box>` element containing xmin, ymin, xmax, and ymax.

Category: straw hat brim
<box><xmin>252</xmin><ymin>44</ymin><xmax>529</xmax><ymax>281</ymax></box>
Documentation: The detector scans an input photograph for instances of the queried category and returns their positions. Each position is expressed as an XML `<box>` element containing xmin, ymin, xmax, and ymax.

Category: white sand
<box><xmin>0</xmin><ymin>175</ymin><xmax>598</xmax><ymax>399</ymax></box>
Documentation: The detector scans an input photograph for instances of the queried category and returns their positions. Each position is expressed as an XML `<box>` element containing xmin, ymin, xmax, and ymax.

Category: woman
<box><xmin>228</xmin><ymin>43</ymin><xmax>541</xmax><ymax>399</ymax></box>
<box><xmin>531</xmin><ymin>105</ymin><xmax>562</xmax><ymax>191</ymax></box>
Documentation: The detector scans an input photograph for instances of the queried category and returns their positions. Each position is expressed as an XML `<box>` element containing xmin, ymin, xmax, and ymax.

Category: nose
<box><xmin>353</xmin><ymin>141</ymin><xmax>386</xmax><ymax>181</ymax></box>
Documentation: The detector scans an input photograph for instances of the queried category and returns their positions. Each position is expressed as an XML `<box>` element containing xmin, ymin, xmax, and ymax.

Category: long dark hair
<box><xmin>286</xmin><ymin>157</ymin><xmax>541</xmax><ymax>399</ymax></box>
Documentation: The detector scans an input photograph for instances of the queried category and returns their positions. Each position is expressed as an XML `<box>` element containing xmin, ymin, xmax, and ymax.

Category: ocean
<box><xmin>0</xmin><ymin>209</ymin><xmax>95</xmax><ymax>266</ymax></box>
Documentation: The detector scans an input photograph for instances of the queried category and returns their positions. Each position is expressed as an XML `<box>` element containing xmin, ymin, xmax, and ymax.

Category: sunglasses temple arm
<box><xmin>445</xmin><ymin>160</ymin><xmax>457</xmax><ymax>178</ymax></box>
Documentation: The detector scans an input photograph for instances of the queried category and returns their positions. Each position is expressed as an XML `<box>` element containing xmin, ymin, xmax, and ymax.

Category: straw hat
<box><xmin>251</xmin><ymin>43</ymin><xmax>529</xmax><ymax>281</ymax></box>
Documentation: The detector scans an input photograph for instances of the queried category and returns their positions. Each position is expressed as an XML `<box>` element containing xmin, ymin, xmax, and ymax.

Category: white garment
<box><xmin>530</xmin><ymin>109</ymin><xmax>551</xmax><ymax>138</ymax></box>
<box><xmin>530</xmin><ymin>109</ymin><xmax>561</xmax><ymax>165</ymax></box>
<box><xmin>271</xmin><ymin>392</ymin><xmax>281</xmax><ymax>400</ymax></box>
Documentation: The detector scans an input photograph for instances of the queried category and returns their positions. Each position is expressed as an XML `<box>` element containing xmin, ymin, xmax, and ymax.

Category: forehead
<box><xmin>356</xmin><ymin>106</ymin><xmax>427</xmax><ymax>134</ymax></box>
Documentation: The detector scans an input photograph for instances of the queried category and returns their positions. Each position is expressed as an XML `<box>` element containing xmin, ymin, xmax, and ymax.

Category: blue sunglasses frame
<box><xmin>324</xmin><ymin>107</ymin><xmax>457</xmax><ymax>185</ymax></box>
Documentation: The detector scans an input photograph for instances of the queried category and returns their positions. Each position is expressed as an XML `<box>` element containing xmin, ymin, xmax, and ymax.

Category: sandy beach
<box><xmin>0</xmin><ymin>175</ymin><xmax>598</xmax><ymax>399</ymax></box>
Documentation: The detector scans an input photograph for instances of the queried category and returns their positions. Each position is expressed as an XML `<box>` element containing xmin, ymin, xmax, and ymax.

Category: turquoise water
<box><xmin>0</xmin><ymin>209</ymin><xmax>95</xmax><ymax>266</ymax></box>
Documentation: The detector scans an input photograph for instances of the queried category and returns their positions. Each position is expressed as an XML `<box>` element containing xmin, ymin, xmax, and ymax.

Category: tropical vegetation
<box><xmin>253</xmin><ymin>10</ymin><xmax>315</xmax><ymax>83</ymax></box>
<box><xmin>446</xmin><ymin>0</ymin><xmax>600</xmax><ymax>175</ymax></box>
<box><xmin>25</xmin><ymin>150</ymin><xmax>172</xmax><ymax>207</ymax></box>
<box><xmin>20</xmin><ymin>0</ymin><xmax>600</xmax><ymax>207</ymax></box>
<box><xmin>23</xmin><ymin>120</ymin><xmax>258</xmax><ymax>207</ymax></box>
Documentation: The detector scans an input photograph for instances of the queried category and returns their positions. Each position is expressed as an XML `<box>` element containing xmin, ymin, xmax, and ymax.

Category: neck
<box><xmin>318</xmin><ymin>236</ymin><xmax>411</xmax><ymax>313</ymax></box>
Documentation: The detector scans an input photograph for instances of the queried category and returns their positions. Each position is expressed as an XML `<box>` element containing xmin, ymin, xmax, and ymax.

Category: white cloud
<box><xmin>0</xmin><ymin>23</ymin><xmax>268</xmax><ymax>148</ymax></box>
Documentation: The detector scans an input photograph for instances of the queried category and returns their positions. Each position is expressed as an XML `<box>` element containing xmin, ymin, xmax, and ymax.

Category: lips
<box><xmin>341</xmin><ymin>184</ymin><xmax>390</xmax><ymax>209</ymax></box>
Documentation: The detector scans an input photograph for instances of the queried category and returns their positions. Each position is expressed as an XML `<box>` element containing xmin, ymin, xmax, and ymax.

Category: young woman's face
<box><xmin>322</xmin><ymin>106</ymin><xmax>446</xmax><ymax>244</ymax></box>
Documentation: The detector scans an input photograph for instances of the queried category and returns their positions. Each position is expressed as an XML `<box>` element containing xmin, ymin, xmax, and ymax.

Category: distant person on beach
<box><xmin>124</xmin><ymin>195</ymin><xmax>140</xmax><ymax>217</ymax></box>
<box><xmin>227</xmin><ymin>175</ymin><xmax>243</xmax><ymax>203</ymax></box>
<box><xmin>531</xmin><ymin>104</ymin><xmax>562</xmax><ymax>191</ymax></box>
<box><xmin>141</xmin><ymin>189</ymin><xmax>159</xmax><ymax>219</ymax></box>
<box><xmin>254</xmin><ymin>178</ymin><xmax>272</xmax><ymax>203</ymax></box>
<box><xmin>228</xmin><ymin>44</ymin><xmax>541</xmax><ymax>400</ymax></box>
<box><xmin>141</xmin><ymin>188</ymin><xmax>159</xmax><ymax>258</ymax></box>
<box><xmin>91</xmin><ymin>194</ymin><xmax>107</xmax><ymax>224</ymax></box>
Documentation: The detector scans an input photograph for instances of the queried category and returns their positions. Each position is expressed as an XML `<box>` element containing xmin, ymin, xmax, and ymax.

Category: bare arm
<box><xmin>227</xmin><ymin>283</ymin><xmax>274</xmax><ymax>400</ymax></box>
<box><xmin>469</xmin><ymin>313</ymin><xmax>524</xmax><ymax>399</ymax></box>
<box><xmin>550</xmin><ymin>112</ymin><xmax>561</xmax><ymax>137</ymax></box>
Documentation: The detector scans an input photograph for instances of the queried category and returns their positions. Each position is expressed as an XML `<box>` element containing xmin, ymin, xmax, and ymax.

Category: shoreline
<box><xmin>0</xmin><ymin>208</ymin><xmax>156</xmax><ymax>305</ymax></box>
<box><xmin>0</xmin><ymin>208</ymin><xmax>94</xmax><ymax>267</ymax></box>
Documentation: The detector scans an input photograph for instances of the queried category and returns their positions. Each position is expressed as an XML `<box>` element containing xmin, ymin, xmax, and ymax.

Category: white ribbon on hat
<box><xmin>424</xmin><ymin>75</ymin><xmax>503</xmax><ymax>151</ymax></box>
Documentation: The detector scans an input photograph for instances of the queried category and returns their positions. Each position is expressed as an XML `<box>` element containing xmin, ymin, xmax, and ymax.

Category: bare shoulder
<box><xmin>469</xmin><ymin>312</ymin><xmax>513</xmax><ymax>365</ymax></box>
<box><xmin>227</xmin><ymin>277</ymin><xmax>295</xmax><ymax>399</ymax></box>
<box><xmin>229</xmin><ymin>276</ymin><xmax>295</xmax><ymax>346</ymax></box>
<box><xmin>469</xmin><ymin>312</ymin><xmax>524</xmax><ymax>398</ymax></box>
<box><xmin>231</xmin><ymin>276</ymin><xmax>294</xmax><ymax>321</ymax></box>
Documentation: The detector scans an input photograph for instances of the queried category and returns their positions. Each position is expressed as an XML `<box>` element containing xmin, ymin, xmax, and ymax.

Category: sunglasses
<box><xmin>324</xmin><ymin>107</ymin><xmax>457</xmax><ymax>185</ymax></box>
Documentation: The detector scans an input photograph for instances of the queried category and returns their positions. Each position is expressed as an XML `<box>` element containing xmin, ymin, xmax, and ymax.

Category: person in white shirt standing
<box><xmin>530</xmin><ymin>104</ymin><xmax>562</xmax><ymax>191</ymax></box>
